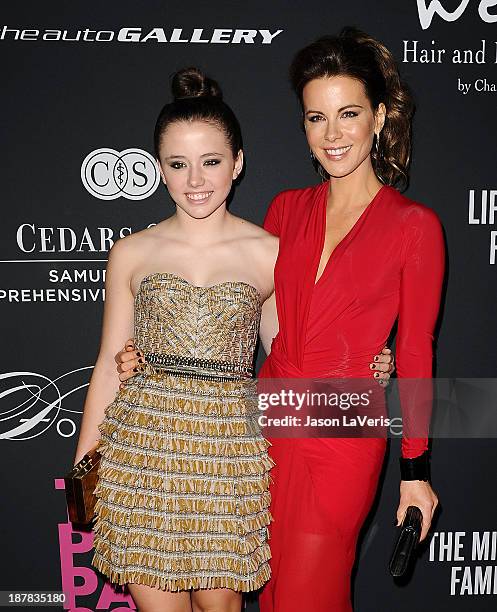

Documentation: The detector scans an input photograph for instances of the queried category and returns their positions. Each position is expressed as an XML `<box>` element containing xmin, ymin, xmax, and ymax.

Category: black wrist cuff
<box><xmin>399</xmin><ymin>450</ymin><xmax>431</xmax><ymax>481</ymax></box>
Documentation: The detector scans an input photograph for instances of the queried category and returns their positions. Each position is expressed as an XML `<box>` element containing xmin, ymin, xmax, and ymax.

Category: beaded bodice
<box><xmin>134</xmin><ymin>272</ymin><xmax>262</xmax><ymax>375</ymax></box>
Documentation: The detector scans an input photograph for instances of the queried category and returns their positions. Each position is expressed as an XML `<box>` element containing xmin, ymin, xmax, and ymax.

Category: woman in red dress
<box><xmin>257</xmin><ymin>28</ymin><xmax>444</xmax><ymax>611</ymax></box>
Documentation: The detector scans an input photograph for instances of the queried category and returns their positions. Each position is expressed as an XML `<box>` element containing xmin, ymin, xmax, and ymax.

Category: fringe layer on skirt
<box><xmin>91</xmin><ymin>366</ymin><xmax>274</xmax><ymax>592</ymax></box>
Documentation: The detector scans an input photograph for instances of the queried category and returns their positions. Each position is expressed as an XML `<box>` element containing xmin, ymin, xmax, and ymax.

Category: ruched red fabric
<box><xmin>258</xmin><ymin>182</ymin><xmax>445</xmax><ymax>612</ymax></box>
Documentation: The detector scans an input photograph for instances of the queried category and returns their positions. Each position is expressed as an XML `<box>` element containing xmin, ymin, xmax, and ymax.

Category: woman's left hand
<box><xmin>370</xmin><ymin>346</ymin><xmax>395</xmax><ymax>385</ymax></box>
<box><xmin>396</xmin><ymin>480</ymin><xmax>439</xmax><ymax>542</ymax></box>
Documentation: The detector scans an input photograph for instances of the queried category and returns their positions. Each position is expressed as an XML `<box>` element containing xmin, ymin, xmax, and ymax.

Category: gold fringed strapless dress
<box><xmin>91</xmin><ymin>272</ymin><xmax>273</xmax><ymax>592</ymax></box>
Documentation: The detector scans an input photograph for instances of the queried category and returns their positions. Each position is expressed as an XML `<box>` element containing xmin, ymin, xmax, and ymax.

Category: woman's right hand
<box><xmin>73</xmin><ymin>439</ymin><xmax>100</xmax><ymax>467</ymax></box>
<box><xmin>115</xmin><ymin>338</ymin><xmax>143</xmax><ymax>389</ymax></box>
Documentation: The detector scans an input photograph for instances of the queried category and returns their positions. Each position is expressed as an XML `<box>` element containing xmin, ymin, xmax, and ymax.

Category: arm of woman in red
<box><xmin>395</xmin><ymin>204</ymin><xmax>445</xmax><ymax>537</ymax></box>
<box><xmin>396</xmin><ymin>205</ymin><xmax>445</xmax><ymax>457</ymax></box>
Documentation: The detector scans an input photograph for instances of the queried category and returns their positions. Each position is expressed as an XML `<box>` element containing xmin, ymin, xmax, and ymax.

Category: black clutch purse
<box><xmin>64</xmin><ymin>442</ymin><xmax>101</xmax><ymax>525</ymax></box>
<box><xmin>389</xmin><ymin>505</ymin><xmax>423</xmax><ymax>577</ymax></box>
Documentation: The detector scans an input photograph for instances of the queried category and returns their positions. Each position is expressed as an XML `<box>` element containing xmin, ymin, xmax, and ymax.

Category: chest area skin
<box><xmin>314</xmin><ymin>205</ymin><xmax>370</xmax><ymax>284</ymax></box>
<box><xmin>275</xmin><ymin>194</ymin><xmax>404</xmax><ymax>306</ymax></box>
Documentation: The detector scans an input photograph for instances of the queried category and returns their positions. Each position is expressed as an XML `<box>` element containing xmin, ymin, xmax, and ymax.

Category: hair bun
<box><xmin>171</xmin><ymin>67</ymin><xmax>223</xmax><ymax>101</ymax></box>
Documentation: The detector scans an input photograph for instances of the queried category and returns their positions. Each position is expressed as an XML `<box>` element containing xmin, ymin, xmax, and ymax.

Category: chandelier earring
<box><xmin>310</xmin><ymin>149</ymin><xmax>328</xmax><ymax>182</ymax></box>
<box><xmin>374</xmin><ymin>132</ymin><xmax>381</xmax><ymax>157</ymax></box>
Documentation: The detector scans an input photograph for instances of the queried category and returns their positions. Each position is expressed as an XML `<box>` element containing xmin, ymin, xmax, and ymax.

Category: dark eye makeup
<box><xmin>168</xmin><ymin>159</ymin><xmax>222</xmax><ymax>169</ymax></box>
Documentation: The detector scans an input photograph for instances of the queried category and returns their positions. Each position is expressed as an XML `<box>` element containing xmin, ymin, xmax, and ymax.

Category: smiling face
<box><xmin>302</xmin><ymin>75</ymin><xmax>386</xmax><ymax>181</ymax></box>
<box><xmin>157</xmin><ymin>120</ymin><xmax>243</xmax><ymax>219</ymax></box>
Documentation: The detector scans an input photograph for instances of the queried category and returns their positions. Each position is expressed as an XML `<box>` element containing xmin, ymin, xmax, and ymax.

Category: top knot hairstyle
<box><xmin>154</xmin><ymin>67</ymin><xmax>242</xmax><ymax>159</ymax></box>
<box><xmin>171</xmin><ymin>66</ymin><xmax>222</xmax><ymax>99</ymax></box>
<box><xmin>289</xmin><ymin>27</ymin><xmax>414</xmax><ymax>190</ymax></box>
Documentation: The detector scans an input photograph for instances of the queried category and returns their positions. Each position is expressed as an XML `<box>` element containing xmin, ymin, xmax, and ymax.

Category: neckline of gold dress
<box><xmin>135</xmin><ymin>271</ymin><xmax>263</xmax><ymax>305</ymax></box>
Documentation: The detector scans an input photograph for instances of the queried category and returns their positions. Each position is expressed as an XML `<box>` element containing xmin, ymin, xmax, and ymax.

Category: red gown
<box><xmin>258</xmin><ymin>181</ymin><xmax>445</xmax><ymax>612</ymax></box>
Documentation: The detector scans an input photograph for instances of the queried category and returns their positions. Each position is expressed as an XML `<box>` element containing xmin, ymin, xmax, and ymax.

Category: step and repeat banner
<box><xmin>1</xmin><ymin>1</ymin><xmax>496</xmax><ymax>610</ymax></box>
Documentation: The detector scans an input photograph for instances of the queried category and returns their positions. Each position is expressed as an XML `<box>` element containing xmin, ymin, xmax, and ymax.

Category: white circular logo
<box><xmin>81</xmin><ymin>148</ymin><xmax>160</xmax><ymax>200</ymax></box>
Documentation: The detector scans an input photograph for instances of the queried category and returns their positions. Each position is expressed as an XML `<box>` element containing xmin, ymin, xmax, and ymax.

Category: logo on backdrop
<box><xmin>468</xmin><ymin>189</ymin><xmax>497</xmax><ymax>264</ymax></box>
<box><xmin>417</xmin><ymin>0</ymin><xmax>497</xmax><ymax>30</ymax></box>
<box><xmin>81</xmin><ymin>148</ymin><xmax>160</xmax><ymax>200</ymax></box>
<box><xmin>405</xmin><ymin>4</ymin><xmax>497</xmax><ymax>94</ymax></box>
<box><xmin>56</xmin><ymin>480</ymin><xmax>137</xmax><ymax>609</ymax></box>
<box><xmin>0</xmin><ymin>26</ymin><xmax>283</xmax><ymax>45</ymax></box>
<box><xmin>3</xmin><ymin>223</ymin><xmax>155</xmax><ymax>303</ymax></box>
<box><xmin>429</xmin><ymin>530</ymin><xmax>497</xmax><ymax>595</ymax></box>
<box><xmin>0</xmin><ymin>369</ymin><xmax>91</xmax><ymax>440</ymax></box>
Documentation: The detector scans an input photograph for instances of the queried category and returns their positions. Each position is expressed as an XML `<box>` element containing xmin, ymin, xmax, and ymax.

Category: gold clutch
<box><xmin>64</xmin><ymin>442</ymin><xmax>102</xmax><ymax>525</ymax></box>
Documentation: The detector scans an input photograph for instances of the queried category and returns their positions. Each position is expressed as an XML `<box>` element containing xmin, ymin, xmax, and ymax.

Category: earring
<box><xmin>310</xmin><ymin>149</ymin><xmax>328</xmax><ymax>182</ymax></box>
<box><xmin>372</xmin><ymin>133</ymin><xmax>386</xmax><ymax>184</ymax></box>
<box><xmin>317</xmin><ymin>165</ymin><xmax>328</xmax><ymax>182</ymax></box>
<box><xmin>374</xmin><ymin>132</ymin><xmax>380</xmax><ymax>156</ymax></box>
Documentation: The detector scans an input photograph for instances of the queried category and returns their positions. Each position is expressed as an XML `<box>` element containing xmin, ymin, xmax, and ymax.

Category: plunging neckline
<box><xmin>313</xmin><ymin>183</ymin><xmax>386</xmax><ymax>288</ymax></box>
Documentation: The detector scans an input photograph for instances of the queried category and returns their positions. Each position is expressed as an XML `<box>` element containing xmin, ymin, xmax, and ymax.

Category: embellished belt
<box><xmin>144</xmin><ymin>352</ymin><xmax>254</xmax><ymax>382</ymax></box>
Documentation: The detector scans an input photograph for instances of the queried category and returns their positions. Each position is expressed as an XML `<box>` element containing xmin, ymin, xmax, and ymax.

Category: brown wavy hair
<box><xmin>289</xmin><ymin>27</ymin><xmax>414</xmax><ymax>190</ymax></box>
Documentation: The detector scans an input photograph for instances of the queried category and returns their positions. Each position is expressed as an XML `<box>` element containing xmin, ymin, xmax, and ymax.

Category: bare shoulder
<box><xmin>232</xmin><ymin>215</ymin><xmax>279</xmax><ymax>253</ymax></box>
<box><xmin>110</xmin><ymin>221</ymin><xmax>170</xmax><ymax>261</ymax></box>
<box><xmin>229</xmin><ymin>217</ymin><xmax>278</xmax><ymax>291</ymax></box>
<box><xmin>256</xmin><ymin>230</ymin><xmax>279</xmax><ymax>265</ymax></box>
